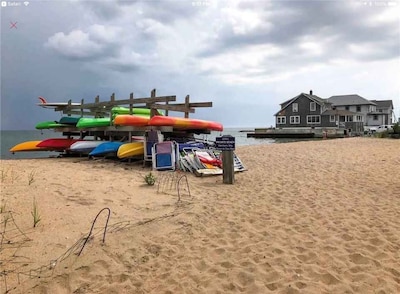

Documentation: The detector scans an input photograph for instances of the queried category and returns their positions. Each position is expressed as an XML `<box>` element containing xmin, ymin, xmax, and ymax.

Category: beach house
<box><xmin>275</xmin><ymin>91</ymin><xmax>394</xmax><ymax>132</ymax></box>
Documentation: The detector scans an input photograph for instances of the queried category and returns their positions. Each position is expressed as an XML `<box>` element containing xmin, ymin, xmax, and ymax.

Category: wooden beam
<box><xmin>63</xmin><ymin>95</ymin><xmax>176</xmax><ymax>110</ymax></box>
<box><xmin>151</xmin><ymin>104</ymin><xmax>195</xmax><ymax>113</ymax></box>
<box><xmin>185</xmin><ymin>95</ymin><xmax>190</xmax><ymax>118</ymax></box>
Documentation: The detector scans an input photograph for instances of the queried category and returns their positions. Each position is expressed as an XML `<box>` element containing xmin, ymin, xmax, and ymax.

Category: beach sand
<box><xmin>1</xmin><ymin>137</ymin><xmax>399</xmax><ymax>293</ymax></box>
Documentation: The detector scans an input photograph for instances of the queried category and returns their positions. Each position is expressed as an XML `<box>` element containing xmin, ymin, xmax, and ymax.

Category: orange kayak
<box><xmin>114</xmin><ymin>115</ymin><xmax>150</xmax><ymax>127</ymax></box>
<box><xmin>148</xmin><ymin>116</ymin><xmax>223</xmax><ymax>131</ymax></box>
<box><xmin>9</xmin><ymin>141</ymin><xmax>52</xmax><ymax>152</ymax></box>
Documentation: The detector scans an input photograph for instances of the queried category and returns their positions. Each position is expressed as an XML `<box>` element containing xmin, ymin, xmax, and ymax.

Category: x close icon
<box><xmin>10</xmin><ymin>21</ymin><xmax>17</xmax><ymax>29</ymax></box>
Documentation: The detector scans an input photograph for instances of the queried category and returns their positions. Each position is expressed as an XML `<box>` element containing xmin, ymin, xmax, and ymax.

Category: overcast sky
<box><xmin>1</xmin><ymin>0</ymin><xmax>399</xmax><ymax>130</ymax></box>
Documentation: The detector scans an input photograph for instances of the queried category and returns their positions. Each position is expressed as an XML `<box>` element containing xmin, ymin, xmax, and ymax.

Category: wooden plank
<box><xmin>151</xmin><ymin>104</ymin><xmax>195</xmax><ymax>113</ymax></box>
<box><xmin>185</xmin><ymin>95</ymin><xmax>190</xmax><ymax>118</ymax></box>
<box><xmin>63</xmin><ymin>96</ymin><xmax>176</xmax><ymax>110</ymax></box>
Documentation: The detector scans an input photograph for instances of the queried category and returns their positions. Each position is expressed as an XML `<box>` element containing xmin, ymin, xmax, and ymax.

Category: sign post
<box><xmin>215</xmin><ymin>135</ymin><xmax>235</xmax><ymax>184</ymax></box>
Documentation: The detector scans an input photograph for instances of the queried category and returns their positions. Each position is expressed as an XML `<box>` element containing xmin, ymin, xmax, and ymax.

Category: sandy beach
<box><xmin>1</xmin><ymin>137</ymin><xmax>399</xmax><ymax>293</ymax></box>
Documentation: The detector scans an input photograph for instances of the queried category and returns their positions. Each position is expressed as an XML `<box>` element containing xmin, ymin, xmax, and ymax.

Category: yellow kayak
<box><xmin>117</xmin><ymin>142</ymin><xmax>144</xmax><ymax>159</ymax></box>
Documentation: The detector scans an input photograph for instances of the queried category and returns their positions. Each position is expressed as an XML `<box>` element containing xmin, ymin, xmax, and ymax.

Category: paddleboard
<box><xmin>117</xmin><ymin>142</ymin><xmax>144</xmax><ymax>158</ymax></box>
<box><xmin>148</xmin><ymin>116</ymin><xmax>223</xmax><ymax>131</ymax></box>
<box><xmin>89</xmin><ymin>142</ymin><xmax>124</xmax><ymax>157</ymax></box>
<box><xmin>9</xmin><ymin>141</ymin><xmax>52</xmax><ymax>152</ymax></box>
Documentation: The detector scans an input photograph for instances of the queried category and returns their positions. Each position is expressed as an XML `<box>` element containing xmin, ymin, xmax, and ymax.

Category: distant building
<box><xmin>275</xmin><ymin>91</ymin><xmax>394</xmax><ymax>131</ymax></box>
<box><xmin>369</xmin><ymin>100</ymin><xmax>394</xmax><ymax>125</ymax></box>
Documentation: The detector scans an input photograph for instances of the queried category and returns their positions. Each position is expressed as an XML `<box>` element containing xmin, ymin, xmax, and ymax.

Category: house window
<box><xmin>345</xmin><ymin>106</ymin><xmax>350</xmax><ymax>111</ymax></box>
<box><xmin>356</xmin><ymin>105</ymin><xmax>361</xmax><ymax>112</ymax></box>
<box><xmin>332</xmin><ymin>107</ymin><xmax>336</xmax><ymax>110</ymax></box>
<box><xmin>292</xmin><ymin>103</ymin><xmax>298</xmax><ymax>112</ymax></box>
<box><xmin>277</xmin><ymin>116</ymin><xmax>286</xmax><ymax>124</ymax></box>
<box><xmin>290</xmin><ymin>116</ymin><xmax>300</xmax><ymax>124</ymax></box>
<box><xmin>330</xmin><ymin>115</ymin><xmax>335</xmax><ymax>122</ymax></box>
<box><xmin>307</xmin><ymin>115</ymin><xmax>321</xmax><ymax>124</ymax></box>
<box><xmin>378</xmin><ymin>109</ymin><xmax>383</xmax><ymax>113</ymax></box>
<box><xmin>373</xmin><ymin>115</ymin><xmax>378</xmax><ymax>120</ymax></box>
<box><xmin>310</xmin><ymin>102</ymin><xmax>316</xmax><ymax>111</ymax></box>
<box><xmin>356</xmin><ymin>115</ymin><xmax>363</xmax><ymax>122</ymax></box>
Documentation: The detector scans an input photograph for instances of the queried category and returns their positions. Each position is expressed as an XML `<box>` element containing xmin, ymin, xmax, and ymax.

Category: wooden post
<box><xmin>150</xmin><ymin>89</ymin><xmax>157</xmax><ymax>117</ymax></box>
<box><xmin>80</xmin><ymin>99</ymin><xmax>84</xmax><ymax>118</ymax></box>
<box><xmin>184</xmin><ymin>95</ymin><xmax>190</xmax><ymax>118</ymax></box>
<box><xmin>129</xmin><ymin>93</ymin><xmax>134</xmax><ymax>114</ymax></box>
<box><xmin>222</xmin><ymin>151</ymin><xmax>234</xmax><ymax>184</ymax></box>
<box><xmin>215</xmin><ymin>135</ymin><xmax>235</xmax><ymax>184</ymax></box>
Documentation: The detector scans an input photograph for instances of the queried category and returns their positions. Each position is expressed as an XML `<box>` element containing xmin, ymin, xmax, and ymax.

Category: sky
<box><xmin>1</xmin><ymin>0</ymin><xmax>399</xmax><ymax>130</ymax></box>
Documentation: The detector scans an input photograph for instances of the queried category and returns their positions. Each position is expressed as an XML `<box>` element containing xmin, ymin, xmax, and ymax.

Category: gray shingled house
<box><xmin>274</xmin><ymin>91</ymin><xmax>393</xmax><ymax>132</ymax></box>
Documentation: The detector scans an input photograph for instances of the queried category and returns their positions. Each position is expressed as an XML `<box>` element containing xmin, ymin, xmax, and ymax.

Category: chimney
<box><xmin>310</xmin><ymin>90</ymin><xmax>313</xmax><ymax>95</ymax></box>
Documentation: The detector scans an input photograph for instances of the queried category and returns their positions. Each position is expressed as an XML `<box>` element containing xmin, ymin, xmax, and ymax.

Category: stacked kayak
<box><xmin>148</xmin><ymin>116</ymin><xmax>223</xmax><ymax>131</ymax></box>
<box><xmin>35</xmin><ymin>117</ymin><xmax>81</xmax><ymax>129</ymax></box>
<box><xmin>10</xmin><ymin>141</ymin><xmax>53</xmax><ymax>152</ymax></box>
<box><xmin>76</xmin><ymin>118</ymin><xmax>111</xmax><ymax>128</ymax></box>
<box><xmin>114</xmin><ymin>115</ymin><xmax>150</xmax><ymax>127</ymax></box>
<box><xmin>37</xmin><ymin>138</ymin><xmax>81</xmax><ymax>150</ymax></box>
<box><xmin>70</xmin><ymin>141</ymin><xmax>105</xmax><ymax>154</ymax></box>
<box><xmin>111</xmin><ymin>106</ymin><xmax>153</xmax><ymax>116</ymax></box>
<box><xmin>117</xmin><ymin>142</ymin><xmax>144</xmax><ymax>158</ymax></box>
<box><xmin>35</xmin><ymin>121</ymin><xmax>69</xmax><ymax>130</ymax></box>
<box><xmin>89</xmin><ymin>142</ymin><xmax>124</xmax><ymax>157</ymax></box>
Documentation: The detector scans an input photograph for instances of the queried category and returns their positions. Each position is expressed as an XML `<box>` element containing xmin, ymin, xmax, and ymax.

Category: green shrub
<box><xmin>392</xmin><ymin>122</ymin><xmax>400</xmax><ymax>134</ymax></box>
<box><xmin>144</xmin><ymin>172</ymin><xmax>156</xmax><ymax>186</ymax></box>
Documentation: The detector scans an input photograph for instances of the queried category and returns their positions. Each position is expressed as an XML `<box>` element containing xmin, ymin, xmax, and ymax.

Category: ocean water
<box><xmin>0</xmin><ymin>128</ymin><xmax>278</xmax><ymax>160</ymax></box>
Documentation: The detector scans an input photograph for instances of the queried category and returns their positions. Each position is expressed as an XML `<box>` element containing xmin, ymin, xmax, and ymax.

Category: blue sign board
<box><xmin>215</xmin><ymin>135</ymin><xmax>235</xmax><ymax>151</ymax></box>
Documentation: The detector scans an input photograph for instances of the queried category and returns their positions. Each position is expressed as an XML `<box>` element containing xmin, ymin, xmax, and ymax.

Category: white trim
<box><xmin>290</xmin><ymin>116</ymin><xmax>300</xmax><ymax>124</ymax></box>
<box><xmin>277</xmin><ymin>116</ymin><xmax>286</xmax><ymax>124</ymax></box>
<box><xmin>329</xmin><ymin>115</ymin><xmax>335</xmax><ymax>122</ymax></box>
<box><xmin>310</xmin><ymin>102</ymin><xmax>316</xmax><ymax>111</ymax></box>
<box><xmin>292</xmin><ymin>103</ymin><xmax>298</xmax><ymax>112</ymax></box>
<box><xmin>307</xmin><ymin>115</ymin><xmax>321</xmax><ymax>124</ymax></box>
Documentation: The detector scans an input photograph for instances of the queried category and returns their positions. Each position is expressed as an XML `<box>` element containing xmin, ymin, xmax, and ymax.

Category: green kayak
<box><xmin>111</xmin><ymin>107</ymin><xmax>164</xmax><ymax>116</ymax></box>
<box><xmin>76</xmin><ymin>118</ymin><xmax>111</xmax><ymax>128</ymax></box>
<box><xmin>35</xmin><ymin>121</ymin><xmax>70</xmax><ymax>130</ymax></box>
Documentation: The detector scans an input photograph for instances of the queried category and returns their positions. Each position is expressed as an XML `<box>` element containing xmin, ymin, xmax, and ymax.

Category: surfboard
<box><xmin>37</xmin><ymin>97</ymin><xmax>80</xmax><ymax>108</ymax></box>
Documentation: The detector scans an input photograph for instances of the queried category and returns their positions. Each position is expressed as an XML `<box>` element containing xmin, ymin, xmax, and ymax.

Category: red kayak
<box><xmin>148</xmin><ymin>116</ymin><xmax>223</xmax><ymax>131</ymax></box>
<box><xmin>36</xmin><ymin>138</ymin><xmax>81</xmax><ymax>150</ymax></box>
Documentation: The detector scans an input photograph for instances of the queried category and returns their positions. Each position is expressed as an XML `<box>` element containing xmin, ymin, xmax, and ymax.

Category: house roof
<box><xmin>370</xmin><ymin>100</ymin><xmax>393</xmax><ymax>109</ymax></box>
<box><xmin>276</xmin><ymin>92</ymin><xmax>329</xmax><ymax>116</ymax></box>
<box><xmin>327</xmin><ymin>94</ymin><xmax>376</xmax><ymax>106</ymax></box>
<box><xmin>280</xmin><ymin>92</ymin><xmax>329</xmax><ymax>106</ymax></box>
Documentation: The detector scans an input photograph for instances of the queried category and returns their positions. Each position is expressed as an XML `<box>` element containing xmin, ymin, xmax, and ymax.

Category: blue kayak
<box><xmin>89</xmin><ymin>142</ymin><xmax>124</xmax><ymax>157</ymax></box>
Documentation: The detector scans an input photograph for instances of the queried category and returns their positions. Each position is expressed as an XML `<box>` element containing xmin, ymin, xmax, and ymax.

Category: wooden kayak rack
<box><xmin>58</xmin><ymin>89</ymin><xmax>213</xmax><ymax>118</ymax></box>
